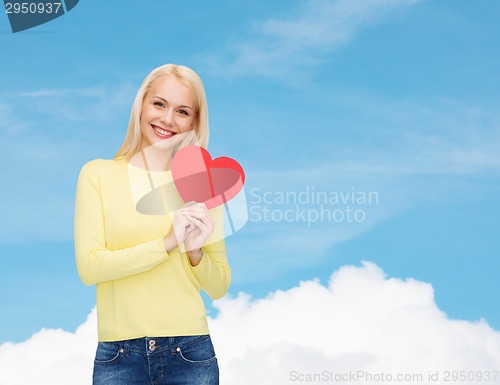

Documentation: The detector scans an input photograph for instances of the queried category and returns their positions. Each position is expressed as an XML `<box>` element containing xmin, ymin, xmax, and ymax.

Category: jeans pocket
<box><xmin>94</xmin><ymin>342</ymin><xmax>123</xmax><ymax>365</ymax></box>
<box><xmin>177</xmin><ymin>335</ymin><xmax>217</xmax><ymax>365</ymax></box>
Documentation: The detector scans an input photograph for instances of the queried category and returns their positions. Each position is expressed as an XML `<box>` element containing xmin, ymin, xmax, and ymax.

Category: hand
<box><xmin>183</xmin><ymin>202</ymin><xmax>215</xmax><ymax>253</ymax></box>
<box><xmin>163</xmin><ymin>201</ymin><xmax>198</xmax><ymax>252</ymax></box>
<box><xmin>163</xmin><ymin>202</ymin><xmax>215</xmax><ymax>262</ymax></box>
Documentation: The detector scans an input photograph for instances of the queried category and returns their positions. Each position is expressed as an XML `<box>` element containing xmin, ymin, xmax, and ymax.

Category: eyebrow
<box><xmin>152</xmin><ymin>96</ymin><xmax>193</xmax><ymax>110</ymax></box>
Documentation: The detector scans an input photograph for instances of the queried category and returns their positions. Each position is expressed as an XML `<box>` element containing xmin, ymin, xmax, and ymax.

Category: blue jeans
<box><xmin>92</xmin><ymin>335</ymin><xmax>219</xmax><ymax>385</ymax></box>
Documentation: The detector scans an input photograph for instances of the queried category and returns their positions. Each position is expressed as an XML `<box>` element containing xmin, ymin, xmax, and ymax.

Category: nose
<box><xmin>161</xmin><ymin>109</ymin><xmax>174</xmax><ymax>126</ymax></box>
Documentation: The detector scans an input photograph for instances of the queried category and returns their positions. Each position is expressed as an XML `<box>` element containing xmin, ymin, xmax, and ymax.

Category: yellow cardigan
<box><xmin>74</xmin><ymin>158</ymin><xmax>231</xmax><ymax>342</ymax></box>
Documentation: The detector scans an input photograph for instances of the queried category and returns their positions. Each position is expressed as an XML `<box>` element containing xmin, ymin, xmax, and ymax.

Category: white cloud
<box><xmin>0</xmin><ymin>310</ymin><xmax>96</xmax><ymax>385</ymax></box>
<box><xmin>2</xmin><ymin>262</ymin><xmax>499</xmax><ymax>385</ymax></box>
<box><xmin>202</xmin><ymin>0</ymin><xmax>424</xmax><ymax>79</ymax></box>
<box><xmin>212</xmin><ymin>262</ymin><xmax>500</xmax><ymax>384</ymax></box>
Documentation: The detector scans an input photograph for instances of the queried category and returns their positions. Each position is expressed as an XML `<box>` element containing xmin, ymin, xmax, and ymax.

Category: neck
<box><xmin>129</xmin><ymin>146</ymin><xmax>174</xmax><ymax>172</ymax></box>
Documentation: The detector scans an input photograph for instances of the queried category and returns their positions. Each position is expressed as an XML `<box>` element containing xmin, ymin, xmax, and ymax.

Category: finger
<box><xmin>182</xmin><ymin>201</ymin><xmax>208</xmax><ymax>211</ymax></box>
<box><xmin>194</xmin><ymin>202</ymin><xmax>208</xmax><ymax>210</ymax></box>
<box><xmin>186</xmin><ymin>217</ymin><xmax>214</xmax><ymax>238</ymax></box>
<box><xmin>182</xmin><ymin>203</ymin><xmax>207</xmax><ymax>213</ymax></box>
<box><xmin>185</xmin><ymin>213</ymin><xmax>214</xmax><ymax>230</ymax></box>
<box><xmin>174</xmin><ymin>213</ymin><xmax>191</xmax><ymax>227</ymax></box>
<box><xmin>185</xmin><ymin>213</ymin><xmax>209</xmax><ymax>231</ymax></box>
<box><xmin>182</xmin><ymin>206</ymin><xmax>212</xmax><ymax>220</ymax></box>
<box><xmin>181</xmin><ymin>201</ymin><xmax>198</xmax><ymax>209</ymax></box>
<box><xmin>182</xmin><ymin>208</ymin><xmax>207</xmax><ymax>222</ymax></box>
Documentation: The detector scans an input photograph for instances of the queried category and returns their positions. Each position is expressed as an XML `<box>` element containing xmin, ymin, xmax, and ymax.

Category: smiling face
<box><xmin>139</xmin><ymin>75</ymin><xmax>197</xmax><ymax>151</ymax></box>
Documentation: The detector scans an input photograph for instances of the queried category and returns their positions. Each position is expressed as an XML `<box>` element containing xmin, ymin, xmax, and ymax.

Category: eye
<box><xmin>153</xmin><ymin>101</ymin><xmax>165</xmax><ymax>108</ymax></box>
<box><xmin>177</xmin><ymin>109</ymin><xmax>189</xmax><ymax>116</ymax></box>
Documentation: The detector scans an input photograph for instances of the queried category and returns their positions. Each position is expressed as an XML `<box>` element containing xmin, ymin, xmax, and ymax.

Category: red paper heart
<box><xmin>172</xmin><ymin>146</ymin><xmax>245</xmax><ymax>209</ymax></box>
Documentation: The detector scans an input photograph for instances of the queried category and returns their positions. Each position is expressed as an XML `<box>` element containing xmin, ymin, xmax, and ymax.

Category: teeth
<box><xmin>153</xmin><ymin>126</ymin><xmax>173</xmax><ymax>136</ymax></box>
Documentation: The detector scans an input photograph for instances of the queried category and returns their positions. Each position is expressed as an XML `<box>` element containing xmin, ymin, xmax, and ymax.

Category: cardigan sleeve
<box><xmin>74</xmin><ymin>161</ymin><xmax>170</xmax><ymax>286</ymax></box>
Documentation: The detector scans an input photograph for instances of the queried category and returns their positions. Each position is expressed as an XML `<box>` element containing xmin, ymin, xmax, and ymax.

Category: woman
<box><xmin>74</xmin><ymin>64</ymin><xmax>230</xmax><ymax>385</ymax></box>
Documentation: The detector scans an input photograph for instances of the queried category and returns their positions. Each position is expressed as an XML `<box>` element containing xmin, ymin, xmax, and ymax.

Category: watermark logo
<box><xmin>249</xmin><ymin>186</ymin><xmax>379</xmax><ymax>226</ymax></box>
<box><xmin>3</xmin><ymin>0</ymin><xmax>79</xmax><ymax>33</ymax></box>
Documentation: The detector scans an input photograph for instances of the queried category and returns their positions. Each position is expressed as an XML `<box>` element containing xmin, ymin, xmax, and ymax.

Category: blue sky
<box><xmin>0</xmin><ymin>0</ymin><xmax>499</xmax><ymax>344</ymax></box>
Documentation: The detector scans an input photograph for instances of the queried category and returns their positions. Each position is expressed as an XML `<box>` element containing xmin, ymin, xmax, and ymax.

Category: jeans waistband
<box><xmin>102</xmin><ymin>335</ymin><xmax>211</xmax><ymax>355</ymax></box>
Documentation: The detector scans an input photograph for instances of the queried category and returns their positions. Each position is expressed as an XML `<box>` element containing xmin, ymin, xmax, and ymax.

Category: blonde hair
<box><xmin>115</xmin><ymin>64</ymin><xmax>209</xmax><ymax>159</ymax></box>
